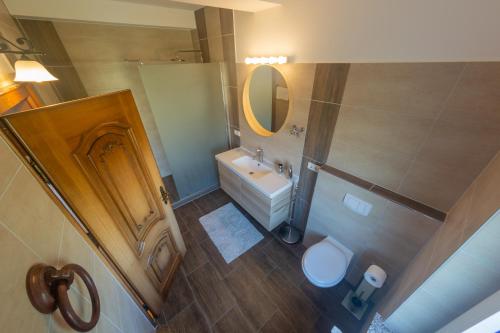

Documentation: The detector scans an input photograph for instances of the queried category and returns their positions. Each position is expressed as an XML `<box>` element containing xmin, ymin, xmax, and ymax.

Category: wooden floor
<box><xmin>157</xmin><ymin>189</ymin><xmax>366</xmax><ymax>333</ymax></box>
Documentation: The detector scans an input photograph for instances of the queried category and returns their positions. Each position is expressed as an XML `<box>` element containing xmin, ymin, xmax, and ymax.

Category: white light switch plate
<box><xmin>307</xmin><ymin>161</ymin><xmax>320</xmax><ymax>172</ymax></box>
<box><xmin>233</xmin><ymin>129</ymin><xmax>241</xmax><ymax>137</ymax></box>
<box><xmin>343</xmin><ymin>193</ymin><xmax>372</xmax><ymax>216</ymax></box>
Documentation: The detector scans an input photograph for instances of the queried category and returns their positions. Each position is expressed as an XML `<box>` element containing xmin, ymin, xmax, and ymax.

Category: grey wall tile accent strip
<box><xmin>194</xmin><ymin>8</ymin><xmax>207</xmax><ymax>40</ymax></box>
<box><xmin>199</xmin><ymin>39</ymin><xmax>210</xmax><ymax>63</ymax></box>
<box><xmin>222</xmin><ymin>35</ymin><xmax>237</xmax><ymax>86</ymax></box>
<box><xmin>321</xmin><ymin>164</ymin><xmax>446</xmax><ymax>222</ymax></box>
<box><xmin>296</xmin><ymin>157</ymin><xmax>319</xmax><ymax>203</ymax></box>
<box><xmin>226</xmin><ymin>86</ymin><xmax>239</xmax><ymax>127</ymax></box>
<box><xmin>219</xmin><ymin>8</ymin><xmax>234</xmax><ymax>35</ymax></box>
<box><xmin>312</xmin><ymin>64</ymin><xmax>350</xmax><ymax>104</ymax></box>
<box><xmin>18</xmin><ymin>19</ymin><xmax>88</xmax><ymax>102</ymax></box>
<box><xmin>292</xmin><ymin>196</ymin><xmax>312</xmax><ymax>233</ymax></box>
<box><xmin>302</xmin><ymin>101</ymin><xmax>341</xmax><ymax>164</ymax></box>
<box><xmin>292</xmin><ymin>64</ymin><xmax>350</xmax><ymax>232</ymax></box>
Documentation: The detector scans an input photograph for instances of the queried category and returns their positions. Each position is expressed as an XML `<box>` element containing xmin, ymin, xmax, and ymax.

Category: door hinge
<box><xmin>159</xmin><ymin>186</ymin><xmax>170</xmax><ymax>204</ymax></box>
<box><xmin>26</xmin><ymin>156</ymin><xmax>51</xmax><ymax>184</ymax></box>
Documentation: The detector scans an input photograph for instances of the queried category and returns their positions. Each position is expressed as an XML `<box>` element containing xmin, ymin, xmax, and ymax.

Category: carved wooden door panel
<box><xmin>74</xmin><ymin>123</ymin><xmax>163</xmax><ymax>255</ymax></box>
<box><xmin>2</xmin><ymin>91</ymin><xmax>183</xmax><ymax>314</ymax></box>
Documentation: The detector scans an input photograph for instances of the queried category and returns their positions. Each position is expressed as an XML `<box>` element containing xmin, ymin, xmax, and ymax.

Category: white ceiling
<box><xmin>4</xmin><ymin>0</ymin><xmax>198</xmax><ymax>29</ymax></box>
<box><xmin>4</xmin><ymin>0</ymin><xmax>282</xmax><ymax>30</ymax></box>
<box><xmin>115</xmin><ymin>0</ymin><xmax>281</xmax><ymax>12</ymax></box>
<box><xmin>113</xmin><ymin>0</ymin><xmax>204</xmax><ymax>11</ymax></box>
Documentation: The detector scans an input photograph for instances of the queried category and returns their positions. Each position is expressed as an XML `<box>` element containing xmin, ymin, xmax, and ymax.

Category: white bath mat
<box><xmin>199</xmin><ymin>203</ymin><xmax>264</xmax><ymax>263</ymax></box>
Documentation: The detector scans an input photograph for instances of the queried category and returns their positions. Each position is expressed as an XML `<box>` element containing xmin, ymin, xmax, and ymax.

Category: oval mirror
<box><xmin>243</xmin><ymin>65</ymin><xmax>290</xmax><ymax>136</ymax></box>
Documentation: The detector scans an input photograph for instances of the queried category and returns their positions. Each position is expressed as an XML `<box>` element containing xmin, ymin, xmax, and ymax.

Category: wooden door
<box><xmin>1</xmin><ymin>90</ymin><xmax>183</xmax><ymax>314</ymax></box>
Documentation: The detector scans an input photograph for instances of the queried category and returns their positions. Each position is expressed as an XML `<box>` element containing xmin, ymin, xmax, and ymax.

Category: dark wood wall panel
<box><xmin>292</xmin><ymin>64</ymin><xmax>350</xmax><ymax>231</ymax></box>
<box><xmin>17</xmin><ymin>19</ymin><xmax>87</xmax><ymax>102</ymax></box>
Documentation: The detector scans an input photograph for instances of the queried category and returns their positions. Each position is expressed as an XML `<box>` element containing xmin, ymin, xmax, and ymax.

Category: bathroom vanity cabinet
<box><xmin>216</xmin><ymin>150</ymin><xmax>292</xmax><ymax>231</ymax></box>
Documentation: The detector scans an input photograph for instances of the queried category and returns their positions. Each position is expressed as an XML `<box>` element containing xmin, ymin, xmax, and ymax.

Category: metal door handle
<box><xmin>26</xmin><ymin>263</ymin><xmax>100</xmax><ymax>332</ymax></box>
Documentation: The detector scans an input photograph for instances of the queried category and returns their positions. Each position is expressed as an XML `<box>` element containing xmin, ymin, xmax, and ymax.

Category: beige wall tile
<box><xmin>332</xmin><ymin>105</ymin><xmax>434</xmax><ymax>157</ymax></box>
<box><xmin>441</xmin><ymin>62</ymin><xmax>500</xmax><ymax>123</ymax></box>
<box><xmin>400</xmin><ymin>115</ymin><xmax>500</xmax><ymax>211</ymax></box>
<box><xmin>304</xmin><ymin>171</ymin><xmax>439</xmax><ymax>296</ymax></box>
<box><xmin>388</xmin><ymin>212</ymin><xmax>500</xmax><ymax>333</ymax></box>
<box><xmin>50</xmin><ymin>290</ymin><xmax>94</xmax><ymax>332</ymax></box>
<box><xmin>378</xmin><ymin>202</ymin><xmax>440</xmax><ymax>249</ymax></box>
<box><xmin>0</xmin><ymin>224</ymin><xmax>49</xmax><ymax>332</ymax></box>
<box><xmin>327</xmin><ymin>62</ymin><xmax>500</xmax><ymax>213</ymax></box>
<box><xmin>463</xmin><ymin>152</ymin><xmax>500</xmax><ymax>238</ymax></box>
<box><xmin>0</xmin><ymin>166</ymin><xmax>64</xmax><ymax>264</ymax></box>
<box><xmin>380</xmin><ymin>148</ymin><xmax>500</xmax><ymax>325</ymax></box>
<box><xmin>342</xmin><ymin>63</ymin><xmax>464</xmax><ymax>119</ymax></box>
<box><xmin>0</xmin><ymin>136</ymin><xmax>20</xmax><ymax>195</ymax></box>
<box><xmin>399</xmin><ymin>159</ymin><xmax>475</xmax><ymax>212</ymax></box>
<box><xmin>93</xmin><ymin>254</ymin><xmax>123</xmax><ymax>331</ymax></box>
<box><xmin>119</xmin><ymin>289</ymin><xmax>154</xmax><ymax>333</ymax></box>
<box><xmin>54</xmin><ymin>21</ymin><xmax>194</xmax><ymax>63</ymax></box>
<box><xmin>330</xmin><ymin>138</ymin><xmax>413</xmax><ymax>190</ymax></box>
<box><xmin>95</xmin><ymin>316</ymin><xmax>121</xmax><ymax>333</ymax></box>
<box><xmin>58</xmin><ymin>219</ymin><xmax>95</xmax><ymax>298</ymax></box>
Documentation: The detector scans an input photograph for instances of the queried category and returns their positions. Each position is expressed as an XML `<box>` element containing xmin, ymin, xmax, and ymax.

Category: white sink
<box><xmin>232</xmin><ymin>155</ymin><xmax>272</xmax><ymax>179</ymax></box>
<box><xmin>215</xmin><ymin>148</ymin><xmax>292</xmax><ymax>199</ymax></box>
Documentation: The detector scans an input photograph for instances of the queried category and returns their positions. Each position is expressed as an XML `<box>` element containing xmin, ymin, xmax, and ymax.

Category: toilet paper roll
<box><xmin>364</xmin><ymin>264</ymin><xmax>387</xmax><ymax>288</ymax></box>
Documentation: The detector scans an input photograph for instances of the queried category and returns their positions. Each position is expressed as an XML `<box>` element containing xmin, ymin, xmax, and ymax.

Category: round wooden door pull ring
<box><xmin>26</xmin><ymin>263</ymin><xmax>100</xmax><ymax>332</ymax></box>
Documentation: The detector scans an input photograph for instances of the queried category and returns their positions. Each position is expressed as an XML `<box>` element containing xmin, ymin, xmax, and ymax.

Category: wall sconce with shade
<box><xmin>0</xmin><ymin>36</ymin><xmax>58</xmax><ymax>82</ymax></box>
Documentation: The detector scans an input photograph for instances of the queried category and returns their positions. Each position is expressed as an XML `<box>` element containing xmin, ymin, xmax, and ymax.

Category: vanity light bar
<box><xmin>244</xmin><ymin>56</ymin><xmax>287</xmax><ymax>65</ymax></box>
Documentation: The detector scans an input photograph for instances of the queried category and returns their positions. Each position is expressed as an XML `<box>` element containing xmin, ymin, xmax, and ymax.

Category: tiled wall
<box><xmin>379</xmin><ymin>151</ymin><xmax>500</xmax><ymax>327</ymax></box>
<box><xmin>329</xmin><ymin>63</ymin><xmax>500</xmax><ymax>212</ymax></box>
<box><xmin>0</xmin><ymin>135</ymin><xmax>153</xmax><ymax>333</ymax></box>
<box><xmin>385</xmin><ymin>208</ymin><xmax>500</xmax><ymax>332</ymax></box>
<box><xmin>234</xmin><ymin>61</ymin><xmax>500</xmax><ymax>233</ymax></box>
<box><xmin>304</xmin><ymin>171</ymin><xmax>441</xmax><ymax>302</ymax></box>
<box><xmin>52</xmin><ymin>21</ymin><xmax>198</xmax><ymax>177</ymax></box>
<box><xmin>195</xmin><ymin>7</ymin><xmax>239</xmax><ymax>148</ymax></box>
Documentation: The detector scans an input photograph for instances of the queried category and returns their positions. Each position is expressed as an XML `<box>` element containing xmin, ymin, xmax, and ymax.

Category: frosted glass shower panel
<box><xmin>140</xmin><ymin>63</ymin><xmax>227</xmax><ymax>200</ymax></box>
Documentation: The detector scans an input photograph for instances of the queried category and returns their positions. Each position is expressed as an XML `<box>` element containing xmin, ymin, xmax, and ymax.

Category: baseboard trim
<box><xmin>172</xmin><ymin>184</ymin><xmax>220</xmax><ymax>209</ymax></box>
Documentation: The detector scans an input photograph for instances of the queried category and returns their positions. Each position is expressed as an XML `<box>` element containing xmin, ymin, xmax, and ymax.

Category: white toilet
<box><xmin>302</xmin><ymin>236</ymin><xmax>353</xmax><ymax>288</ymax></box>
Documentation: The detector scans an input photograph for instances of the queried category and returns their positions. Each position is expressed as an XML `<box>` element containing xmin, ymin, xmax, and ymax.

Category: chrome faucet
<box><xmin>255</xmin><ymin>147</ymin><xmax>264</xmax><ymax>163</ymax></box>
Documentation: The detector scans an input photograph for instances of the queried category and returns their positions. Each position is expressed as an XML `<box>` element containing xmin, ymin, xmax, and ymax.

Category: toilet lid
<box><xmin>303</xmin><ymin>242</ymin><xmax>347</xmax><ymax>287</ymax></box>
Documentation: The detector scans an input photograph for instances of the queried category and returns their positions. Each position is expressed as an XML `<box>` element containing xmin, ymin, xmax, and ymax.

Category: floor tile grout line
<box><xmin>255</xmin><ymin>308</ymin><xmax>279</xmax><ymax>332</ymax></box>
<box><xmin>182</xmin><ymin>266</ymin><xmax>216</xmax><ymax>333</ymax></box>
<box><xmin>172</xmin><ymin>190</ymin><xmax>368</xmax><ymax>333</ymax></box>
<box><xmin>159</xmin><ymin>299</ymin><xmax>195</xmax><ymax>328</ymax></box>
<box><xmin>209</xmin><ymin>302</ymin><xmax>237</xmax><ymax>331</ymax></box>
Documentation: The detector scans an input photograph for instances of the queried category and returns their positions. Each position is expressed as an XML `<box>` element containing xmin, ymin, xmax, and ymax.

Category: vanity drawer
<box><xmin>240</xmin><ymin>181</ymin><xmax>272</xmax><ymax>213</ymax></box>
<box><xmin>218</xmin><ymin>162</ymin><xmax>241</xmax><ymax>200</ymax></box>
<box><xmin>216</xmin><ymin>157</ymin><xmax>290</xmax><ymax>231</ymax></box>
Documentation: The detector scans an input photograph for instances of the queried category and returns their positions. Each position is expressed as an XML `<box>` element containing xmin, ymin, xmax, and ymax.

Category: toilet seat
<box><xmin>302</xmin><ymin>239</ymin><xmax>348</xmax><ymax>288</ymax></box>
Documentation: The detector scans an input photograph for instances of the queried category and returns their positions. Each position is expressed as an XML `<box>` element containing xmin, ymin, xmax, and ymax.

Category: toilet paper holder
<box><xmin>341</xmin><ymin>264</ymin><xmax>387</xmax><ymax>320</ymax></box>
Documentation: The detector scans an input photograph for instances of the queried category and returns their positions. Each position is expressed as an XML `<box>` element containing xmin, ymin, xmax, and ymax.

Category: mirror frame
<box><xmin>242</xmin><ymin>65</ymin><xmax>292</xmax><ymax>137</ymax></box>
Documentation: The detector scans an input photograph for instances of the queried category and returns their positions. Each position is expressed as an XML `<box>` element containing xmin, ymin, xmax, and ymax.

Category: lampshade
<box><xmin>14</xmin><ymin>60</ymin><xmax>58</xmax><ymax>82</ymax></box>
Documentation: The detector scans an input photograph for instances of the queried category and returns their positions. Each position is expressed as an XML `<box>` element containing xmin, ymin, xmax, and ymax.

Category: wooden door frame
<box><xmin>0</xmin><ymin>83</ymin><xmax>159</xmax><ymax>326</ymax></box>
